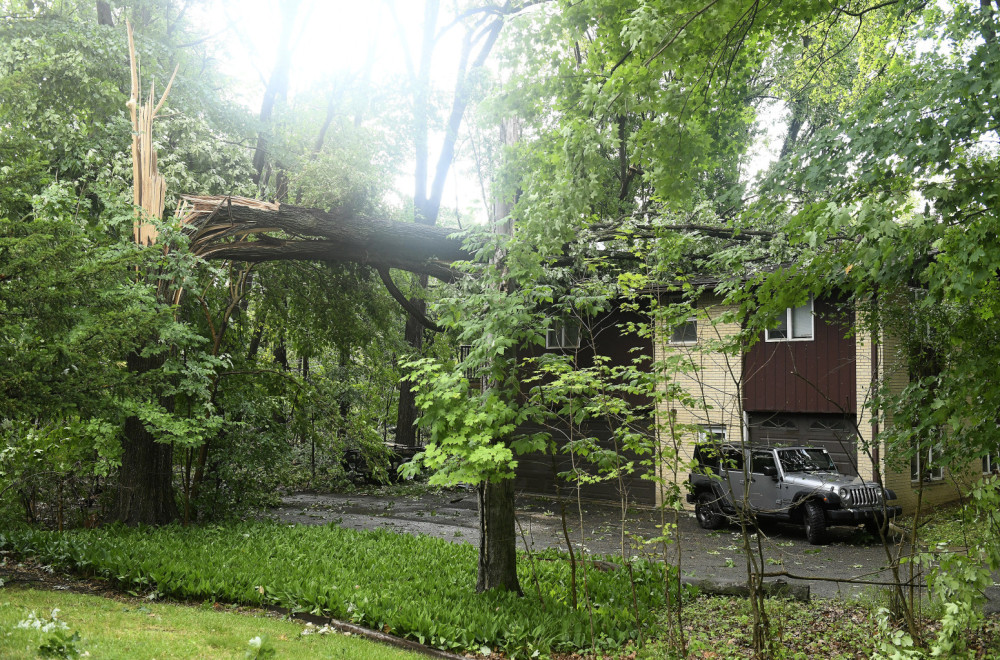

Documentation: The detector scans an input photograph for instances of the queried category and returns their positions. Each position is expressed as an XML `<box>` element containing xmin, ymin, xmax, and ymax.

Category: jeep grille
<box><xmin>845</xmin><ymin>486</ymin><xmax>882</xmax><ymax>507</ymax></box>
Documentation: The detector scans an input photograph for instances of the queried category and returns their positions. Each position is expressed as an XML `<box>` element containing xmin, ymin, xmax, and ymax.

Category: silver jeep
<box><xmin>687</xmin><ymin>443</ymin><xmax>902</xmax><ymax>544</ymax></box>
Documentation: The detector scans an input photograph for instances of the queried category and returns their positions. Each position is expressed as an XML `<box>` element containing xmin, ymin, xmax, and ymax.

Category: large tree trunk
<box><xmin>474</xmin><ymin>117</ymin><xmax>523</xmax><ymax>594</ymax></box>
<box><xmin>391</xmin><ymin>0</ymin><xmax>505</xmax><ymax>448</ymax></box>
<box><xmin>476</xmin><ymin>479</ymin><xmax>522</xmax><ymax>594</ymax></box>
<box><xmin>96</xmin><ymin>0</ymin><xmax>114</xmax><ymax>26</ymax></box>
<box><xmin>113</xmin><ymin>352</ymin><xmax>179</xmax><ymax>525</ymax></box>
<box><xmin>180</xmin><ymin>196</ymin><xmax>469</xmax><ymax>282</ymax></box>
<box><xmin>252</xmin><ymin>0</ymin><xmax>300</xmax><ymax>189</ymax></box>
<box><xmin>395</xmin><ymin>302</ymin><xmax>425</xmax><ymax>447</ymax></box>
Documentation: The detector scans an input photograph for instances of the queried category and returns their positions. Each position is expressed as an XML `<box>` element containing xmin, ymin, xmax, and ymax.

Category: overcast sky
<box><xmin>193</xmin><ymin>1</ymin><xmax>783</xmax><ymax>218</ymax></box>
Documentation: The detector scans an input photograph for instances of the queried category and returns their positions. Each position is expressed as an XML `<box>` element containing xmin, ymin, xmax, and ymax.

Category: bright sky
<box><xmin>196</xmin><ymin>0</ymin><xmax>490</xmax><ymax>223</ymax></box>
<box><xmin>195</xmin><ymin>1</ymin><xmax>787</xmax><ymax>218</ymax></box>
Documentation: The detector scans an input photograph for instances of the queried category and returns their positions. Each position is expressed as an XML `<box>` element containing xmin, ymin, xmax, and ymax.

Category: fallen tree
<box><xmin>178</xmin><ymin>195</ymin><xmax>473</xmax><ymax>282</ymax></box>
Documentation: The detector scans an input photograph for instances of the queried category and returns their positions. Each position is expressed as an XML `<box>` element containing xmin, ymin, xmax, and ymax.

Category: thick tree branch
<box><xmin>831</xmin><ymin>0</ymin><xmax>900</xmax><ymax>18</ymax></box>
<box><xmin>376</xmin><ymin>265</ymin><xmax>444</xmax><ymax>332</ymax></box>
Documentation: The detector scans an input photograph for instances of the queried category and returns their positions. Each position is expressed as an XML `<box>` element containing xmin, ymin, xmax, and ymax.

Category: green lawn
<box><xmin>0</xmin><ymin>586</ymin><xmax>420</xmax><ymax>660</ymax></box>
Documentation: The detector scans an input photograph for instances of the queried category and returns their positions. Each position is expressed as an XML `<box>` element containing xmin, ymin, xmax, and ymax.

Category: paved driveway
<box><xmin>271</xmin><ymin>490</ymin><xmax>919</xmax><ymax>600</ymax></box>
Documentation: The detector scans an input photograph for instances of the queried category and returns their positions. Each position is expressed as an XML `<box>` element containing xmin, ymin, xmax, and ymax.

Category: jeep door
<box><xmin>717</xmin><ymin>447</ymin><xmax>747</xmax><ymax>509</ymax></box>
<box><xmin>748</xmin><ymin>450</ymin><xmax>782</xmax><ymax>513</ymax></box>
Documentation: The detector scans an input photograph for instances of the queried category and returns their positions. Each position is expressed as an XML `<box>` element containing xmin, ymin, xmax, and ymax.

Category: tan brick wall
<box><xmin>655</xmin><ymin>296</ymin><xmax>743</xmax><ymax>507</ymax></box>
<box><xmin>855</xmin><ymin>313</ymin><xmax>967</xmax><ymax>514</ymax></box>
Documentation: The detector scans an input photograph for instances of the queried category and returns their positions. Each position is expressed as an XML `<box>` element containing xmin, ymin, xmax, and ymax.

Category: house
<box><xmin>654</xmin><ymin>289</ymin><xmax>971</xmax><ymax>515</ymax></box>
<box><xmin>511</xmin><ymin>285</ymin><xmax>980</xmax><ymax>515</ymax></box>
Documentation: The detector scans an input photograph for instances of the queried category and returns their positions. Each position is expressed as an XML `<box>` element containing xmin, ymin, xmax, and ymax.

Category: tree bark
<box><xmin>476</xmin><ymin>479</ymin><xmax>523</xmax><ymax>594</ymax></box>
<box><xmin>113</xmin><ymin>351</ymin><xmax>179</xmax><ymax>525</ymax></box>
<box><xmin>252</xmin><ymin>0</ymin><xmax>300</xmax><ymax>188</ymax></box>
<box><xmin>474</xmin><ymin>117</ymin><xmax>523</xmax><ymax>595</ymax></box>
<box><xmin>395</xmin><ymin>305</ymin><xmax>425</xmax><ymax>447</ymax></box>
<box><xmin>96</xmin><ymin>1</ymin><xmax>114</xmax><ymax>26</ymax></box>
<box><xmin>182</xmin><ymin>197</ymin><xmax>470</xmax><ymax>281</ymax></box>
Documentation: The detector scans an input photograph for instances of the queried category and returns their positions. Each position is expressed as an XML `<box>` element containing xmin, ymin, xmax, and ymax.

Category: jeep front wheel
<box><xmin>696</xmin><ymin>492</ymin><xmax>725</xmax><ymax>530</ymax></box>
<box><xmin>803</xmin><ymin>501</ymin><xmax>827</xmax><ymax>545</ymax></box>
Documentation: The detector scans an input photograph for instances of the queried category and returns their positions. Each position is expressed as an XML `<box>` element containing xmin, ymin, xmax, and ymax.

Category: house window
<box><xmin>761</xmin><ymin>416</ymin><xmax>797</xmax><ymax>430</ymax></box>
<box><xmin>810</xmin><ymin>418</ymin><xmax>848</xmax><ymax>432</ymax></box>
<box><xmin>458</xmin><ymin>344</ymin><xmax>479</xmax><ymax>382</ymax></box>
<box><xmin>698</xmin><ymin>425</ymin><xmax>727</xmax><ymax>443</ymax></box>
<box><xmin>765</xmin><ymin>299</ymin><xmax>814</xmax><ymax>342</ymax></box>
<box><xmin>911</xmin><ymin>444</ymin><xmax>944</xmax><ymax>482</ymax></box>
<box><xmin>984</xmin><ymin>453</ymin><xmax>999</xmax><ymax>475</ymax></box>
<box><xmin>669</xmin><ymin>318</ymin><xmax>697</xmax><ymax>344</ymax></box>
<box><xmin>546</xmin><ymin>321</ymin><xmax>580</xmax><ymax>349</ymax></box>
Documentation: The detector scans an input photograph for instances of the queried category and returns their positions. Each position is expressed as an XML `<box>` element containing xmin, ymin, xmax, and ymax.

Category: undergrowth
<box><xmin>907</xmin><ymin>500</ymin><xmax>988</xmax><ymax>549</ymax></box>
<box><xmin>0</xmin><ymin>521</ymin><xmax>677</xmax><ymax>657</ymax></box>
<box><xmin>638</xmin><ymin>596</ymin><xmax>1000</xmax><ymax>660</ymax></box>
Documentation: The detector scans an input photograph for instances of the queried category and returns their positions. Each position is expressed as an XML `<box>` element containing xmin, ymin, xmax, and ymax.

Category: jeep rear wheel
<box><xmin>803</xmin><ymin>501</ymin><xmax>827</xmax><ymax>545</ymax></box>
<box><xmin>696</xmin><ymin>492</ymin><xmax>725</xmax><ymax>530</ymax></box>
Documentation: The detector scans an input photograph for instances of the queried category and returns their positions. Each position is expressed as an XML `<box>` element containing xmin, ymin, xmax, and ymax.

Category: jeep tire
<box><xmin>865</xmin><ymin>518</ymin><xmax>888</xmax><ymax>538</ymax></box>
<box><xmin>803</xmin><ymin>501</ymin><xmax>827</xmax><ymax>545</ymax></box>
<box><xmin>696</xmin><ymin>492</ymin><xmax>725</xmax><ymax>530</ymax></box>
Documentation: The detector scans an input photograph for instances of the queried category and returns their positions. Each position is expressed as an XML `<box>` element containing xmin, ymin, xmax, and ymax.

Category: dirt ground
<box><xmin>270</xmin><ymin>489</ymin><xmax>920</xmax><ymax>600</ymax></box>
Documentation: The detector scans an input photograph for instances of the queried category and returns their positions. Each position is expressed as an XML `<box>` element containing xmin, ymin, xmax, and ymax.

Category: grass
<box><xmin>0</xmin><ymin>586</ymin><xmax>420</xmax><ymax>659</ymax></box>
<box><xmin>0</xmin><ymin>521</ymin><xmax>677</xmax><ymax>656</ymax></box>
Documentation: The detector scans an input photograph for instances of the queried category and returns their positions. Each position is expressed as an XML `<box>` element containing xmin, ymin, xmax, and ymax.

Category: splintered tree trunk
<box><xmin>113</xmin><ymin>351</ymin><xmax>179</xmax><ymax>525</ymax></box>
<box><xmin>476</xmin><ymin>479</ymin><xmax>522</xmax><ymax>594</ymax></box>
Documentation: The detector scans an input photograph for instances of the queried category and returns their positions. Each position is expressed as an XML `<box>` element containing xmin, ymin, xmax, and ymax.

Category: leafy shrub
<box><xmin>0</xmin><ymin>521</ymin><xmax>677</xmax><ymax>656</ymax></box>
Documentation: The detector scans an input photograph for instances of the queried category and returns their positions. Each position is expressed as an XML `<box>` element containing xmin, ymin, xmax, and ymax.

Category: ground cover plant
<box><xmin>0</xmin><ymin>585</ymin><xmax>420</xmax><ymax>659</ymax></box>
<box><xmin>906</xmin><ymin>500</ymin><xmax>991</xmax><ymax>550</ymax></box>
<box><xmin>638</xmin><ymin>596</ymin><xmax>1000</xmax><ymax>660</ymax></box>
<box><xmin>0</xmin><ymin>521</ymin><xmax>676</xmax><ymax>657</ymax></box>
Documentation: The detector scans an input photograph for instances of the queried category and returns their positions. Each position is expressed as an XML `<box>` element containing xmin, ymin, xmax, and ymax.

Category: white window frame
<box><xmin>984</xmin><ymin>453</ymin><xmax>999</xmax><ymax>475</ymax></box>
<box><xmin>668</xmin><ymin>317</ymin><xmax>698</xmax><ymax>345</ymax></box>
<box><xmin>698</xmin><ymin>425</ymin><xmax>727</xmax><ymax>443</ymax></box>
<box><xmin>765</xmin><ymin>299</ymin><xmax>815</xmax><ymax>342</ymax></box>
<box><xmin>545</xmin><ymin>322</ymin><xmax>581</xmax><ymax>349</ymax></box>
<box><xmin>912</xmin><ymin>444</ymin><xmax>944</xmax><ymax>482</ymax></box>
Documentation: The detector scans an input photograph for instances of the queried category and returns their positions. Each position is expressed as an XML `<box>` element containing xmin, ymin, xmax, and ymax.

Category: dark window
<box><xmin>694</xmin><ymin>445</ymin><xmax>720</xmax><ymax>474</ymax></box>
<box><xmin>546</xmin><ymin>322</ymin><xmax>581</xmax><ymax>349</ymax></box>
<box><xmin>761</xmin><ymin>416</ymin><xmax>797</xmax><ymax>430</ymax></box>
<box><xmin>810</xmin><ymin>419</ymin><xmax>847</xmax><ymax>431</ymax></box>
<box><xmin>721</xmin><ymin>447</ymin><xmax>744</xmax><ymax>471</ymax></box>
<box><xmin>458</xmin><ymin>344</ymin><xmax>479</xmax><ymax>382</ymax></box>
<box><xmin>670</xmin><ymin>318</ymin><xmax>697</xmax><ymax>344</ymax></box>
<box><xmin>911</xmin><ymin>443</ymin><xmax>943</xmax><ymax>481</ymax></box>
<box><xmin>751</xmin><ymin>450</ymin><xmax>776</xmax><ymax>474</ymax></box>
<box><xmin>777</xmin><ymin>448</ymin><xmax>837</xmax><ymax>473</ymax></box>
<box><xmin>766</xmin><ymin>300</ymin><xmax>814</xmax><ymax>342</ymax></box>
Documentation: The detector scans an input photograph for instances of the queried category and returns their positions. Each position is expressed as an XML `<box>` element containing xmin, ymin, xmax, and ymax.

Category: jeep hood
<box><xmin>781</xmin><ymin>472</ymin><xmax>876</xmax><ymax>490</ymax></box>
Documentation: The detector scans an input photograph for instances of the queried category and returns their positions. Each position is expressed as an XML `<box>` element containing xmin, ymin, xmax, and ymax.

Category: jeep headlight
<box><xmin>841</xmin><ymin>489</ymin><xmax>853</xmax><ymax>505</ymax></box>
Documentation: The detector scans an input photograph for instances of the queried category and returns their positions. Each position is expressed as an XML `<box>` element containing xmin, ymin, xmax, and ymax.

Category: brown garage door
<box><xmin>513</xmin><ymin>422</ymin><xmax>658</xmax><ymax>505</ymax></box>
<box><xmin>748</xmin><ymin>413</ymin><xmax>859</xmax><ymax>476</ymax></box>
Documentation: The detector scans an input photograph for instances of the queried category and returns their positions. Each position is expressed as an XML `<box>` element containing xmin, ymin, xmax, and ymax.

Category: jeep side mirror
<box><xmin>761</xmin><ymin>465</ymin><xmax>778</xmax><ymax>479</ymax></box>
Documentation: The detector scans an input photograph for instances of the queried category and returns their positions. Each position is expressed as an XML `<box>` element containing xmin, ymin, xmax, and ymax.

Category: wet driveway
<box><xmin>270</xmin><ymin>489</ymin><xmax>919</xmax><ymax>600</ymax></box>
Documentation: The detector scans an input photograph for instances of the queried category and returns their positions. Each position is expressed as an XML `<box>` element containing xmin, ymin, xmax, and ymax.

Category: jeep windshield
<box><xmin>776</xmin><ymin>448</ymin><xmax>837</xmax><ymax>473</ymax></box>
